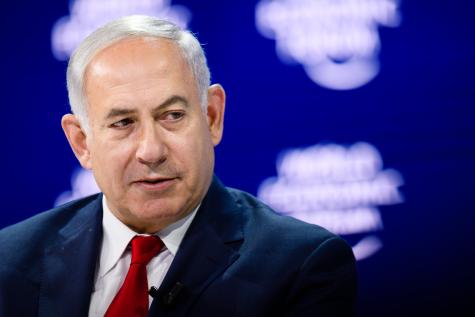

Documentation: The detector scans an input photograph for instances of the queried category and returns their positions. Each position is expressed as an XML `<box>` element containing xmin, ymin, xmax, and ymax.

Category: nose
<box><xmin>135</xmin><ymin>123</ymin><xmax>167</xmax><ymax>166</ymax></box>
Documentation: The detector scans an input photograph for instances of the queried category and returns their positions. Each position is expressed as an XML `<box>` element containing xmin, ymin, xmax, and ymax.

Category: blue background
<box><xmin>0</xmin><ymin>1</ymin><xmax>474</xmax><ymax>316</ymax></box>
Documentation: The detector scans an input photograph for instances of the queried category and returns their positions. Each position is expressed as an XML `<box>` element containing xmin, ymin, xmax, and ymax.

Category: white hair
<box><xmin>66</xmin><ymin>15</ymin><xmax>211</xmax><ymax>131</ymax></box>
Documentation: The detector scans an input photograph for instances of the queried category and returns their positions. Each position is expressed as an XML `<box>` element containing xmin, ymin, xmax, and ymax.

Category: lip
<box><xmin>132</xmin><ymin>177</ymin><xmax>177</xmax><ymax>191</ymax></box>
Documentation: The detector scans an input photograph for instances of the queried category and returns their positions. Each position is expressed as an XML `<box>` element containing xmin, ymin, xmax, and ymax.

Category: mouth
<box><xmin>133</xmin><ymin>177</ymin><xmax>178</xmax><ymax>191</ymax></box>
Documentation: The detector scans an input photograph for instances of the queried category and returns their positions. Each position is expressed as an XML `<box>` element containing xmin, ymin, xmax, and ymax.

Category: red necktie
<box><xmin>105</xmin><ymin>235</ymin><xmax>163</xmax><ymax>317</ymax></box>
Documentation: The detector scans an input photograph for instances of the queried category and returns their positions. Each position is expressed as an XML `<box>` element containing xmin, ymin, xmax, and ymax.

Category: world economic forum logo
<box><xmin>257</xmin><ymin>142</ymin><xmax>404</xmax><ymax>260</ymax></box>
<box><xmin>55</xmin><ymin>168</ymin><xmax>100</xmax><ymax>206</ymax></box>
<box><xmin>255</xmin><ymin>0</ymin><xmax>401</xmax><ymax>90</ymax></box>
<box><xmin>51</xmin><ymin>0</ymin><xmax>191</xmax><ymax>61</ymax></box>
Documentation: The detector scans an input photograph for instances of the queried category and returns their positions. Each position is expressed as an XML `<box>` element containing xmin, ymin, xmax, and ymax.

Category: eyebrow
<box><xmin>152</xmin><ymin>95</ymin><xmax>189</xmax><ymax>115</ymax></box>
<box><xmin>104</xmin><ymin>95</ymin><xmax>190</xmax><ymax>121</ymax></box>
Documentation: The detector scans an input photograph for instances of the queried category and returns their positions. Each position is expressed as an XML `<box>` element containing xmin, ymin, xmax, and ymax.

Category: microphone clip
<box><xmin>149</xmin><ymin>282</ymin><xmax>185</xmax><ymax>308</ymax></box>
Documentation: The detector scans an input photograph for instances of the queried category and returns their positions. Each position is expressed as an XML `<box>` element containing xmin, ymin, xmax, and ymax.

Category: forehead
<box><xmin>84</xmin><ymin>37</ymin><xmax>195</xmax><ymax>91</ymax></box>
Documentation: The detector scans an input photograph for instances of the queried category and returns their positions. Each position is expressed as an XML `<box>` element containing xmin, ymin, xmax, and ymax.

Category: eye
<box><xmin>110</xmin><ymin>118</ymin><xmax>134</xmax><ymax>128</ymax></box>
<box><xmin>163</xmin><ymin>111</ymin><xmax>185</xmax><ymax>121</ymax></box>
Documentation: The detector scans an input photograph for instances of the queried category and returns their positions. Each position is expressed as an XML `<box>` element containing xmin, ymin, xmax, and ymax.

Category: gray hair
<box><xmin>66</xmin><ymin>15</ymin><xmax>211</xmax><ymax>131</ymax></box>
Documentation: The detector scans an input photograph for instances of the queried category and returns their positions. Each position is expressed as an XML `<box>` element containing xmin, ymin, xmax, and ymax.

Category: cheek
<box><xmin>181</xmin><ymin>133</ymin><xmax>214</xmax><ymax>178</ymax></box>
<box><xmin>90</xmin><ymin>140</ymin><xmax>134</xmax><ymax>184</ymax></box>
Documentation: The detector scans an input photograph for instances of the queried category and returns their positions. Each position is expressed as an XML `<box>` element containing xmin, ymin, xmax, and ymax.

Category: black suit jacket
<box><xmin>0</xmin><ymin>177</ymin><xmax>357</xmax><ymax>316</ymax></box>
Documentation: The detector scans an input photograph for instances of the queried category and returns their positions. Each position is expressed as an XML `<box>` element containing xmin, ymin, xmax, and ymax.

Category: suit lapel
<box><xmin>149</xmin><ymin>177</ymin><xmax>244</xmax><ymax>316</ymax></box>
<box><xmin>38</xmin><ymin>195</ymin><xmax>103</xmax><ymax>317</ymax></box>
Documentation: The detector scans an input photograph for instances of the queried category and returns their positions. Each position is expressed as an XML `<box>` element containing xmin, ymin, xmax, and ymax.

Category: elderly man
<box><xmin>0</xmin><ymin>15</ymin><xmax>357</xmax><ymax>316</ymax></box>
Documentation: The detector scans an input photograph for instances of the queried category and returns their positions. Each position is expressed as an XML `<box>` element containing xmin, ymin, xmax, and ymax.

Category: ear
<box><xmin>61</xmin><ymin>114</ymin><xmax>93</xmax><ymax>169</ymax></box>
<box><xmin>206</xmin><ymin>84</ymin><xmax>226</xmax><ymax>146</ymax></box>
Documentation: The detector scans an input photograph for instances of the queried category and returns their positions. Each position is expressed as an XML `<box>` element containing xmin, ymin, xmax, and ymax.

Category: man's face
<box><xmin>67</xmin><ymin>37</ymin><xmax>224</xmax><ymax>233</ymax></box>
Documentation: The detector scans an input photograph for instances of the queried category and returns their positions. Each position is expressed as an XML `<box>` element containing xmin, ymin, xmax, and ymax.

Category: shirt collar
<box><xmin>98</xmin><ymin>195</ymin><xmax>199</xmax><ymax>279</ymax></box>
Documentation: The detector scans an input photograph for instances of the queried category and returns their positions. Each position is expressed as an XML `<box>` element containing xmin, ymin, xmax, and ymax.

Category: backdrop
<box><xmin>1</xmin><ymin>1</ymin><xmax>474</xmax><ymax>316</ymax></box>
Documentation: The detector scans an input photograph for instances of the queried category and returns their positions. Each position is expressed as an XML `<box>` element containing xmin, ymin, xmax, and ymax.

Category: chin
<box><xmin>134</xmin><ymin>199</ymin><xmax>188</xmax><ymax>220</ymax></box>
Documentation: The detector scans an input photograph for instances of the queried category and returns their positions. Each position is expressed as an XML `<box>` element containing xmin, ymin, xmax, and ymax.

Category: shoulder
<box><xmin>226</xmin><ymin>187</ymin><xmax>357</xmax><ymax>314</ymax></box>
<box><xmin>228</xmin><ymin>187</ymin><xmax>336</xmax><ymax>241</ymax></box>
<box><xmin>227</xmin><ymin>186</ymin><xmax>352</xmax><ymax>259</ymax></box>
<box><xmin>0</xmin><ymin>194</ymin><xmax>102</xmax><ymax>270</ymax></box>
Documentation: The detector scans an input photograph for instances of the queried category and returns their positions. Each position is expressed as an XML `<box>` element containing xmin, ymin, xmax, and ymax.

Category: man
<box><xmin>0</xmin><ymin>15</ymin><xmax>357</xmax><ymax>316</ymax></box>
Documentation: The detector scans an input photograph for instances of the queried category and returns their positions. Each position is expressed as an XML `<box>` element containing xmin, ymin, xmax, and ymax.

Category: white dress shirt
<box><xmin>88</xmin><ymin>196</ymin><xmax>198</xmax><ymax>317</ymax></box>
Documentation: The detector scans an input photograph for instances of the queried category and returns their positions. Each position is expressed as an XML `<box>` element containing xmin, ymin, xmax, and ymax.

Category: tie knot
<box><xmin>130</xmin><ymin>235</ymin><xmax>163</xmax><ymax>265</ymax></box>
